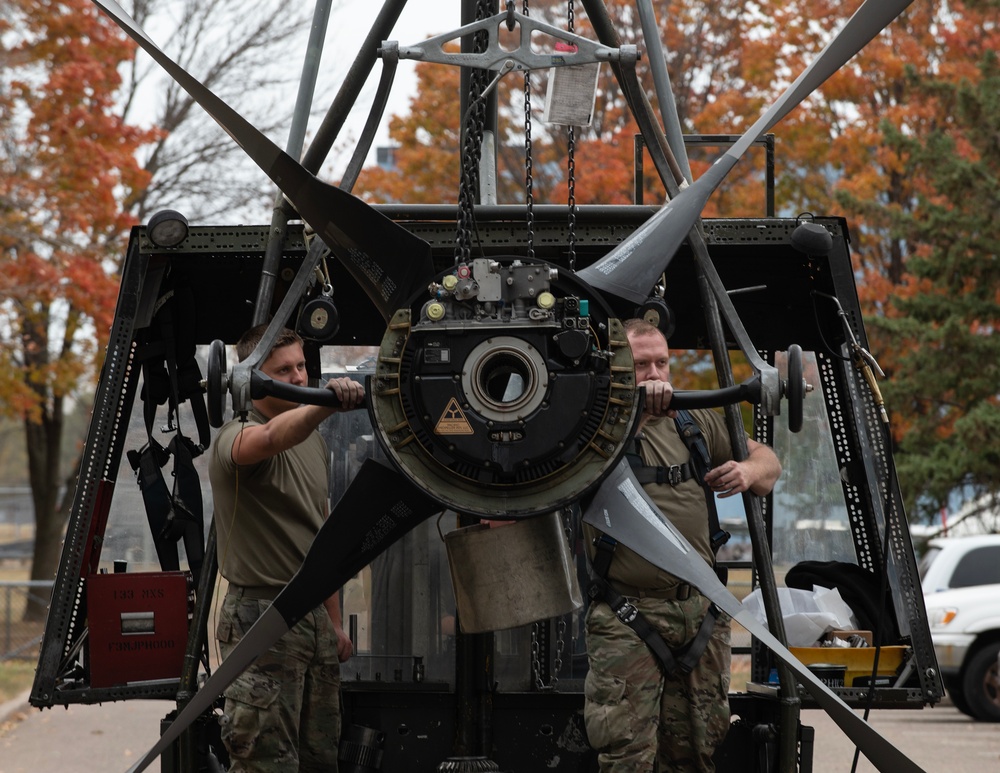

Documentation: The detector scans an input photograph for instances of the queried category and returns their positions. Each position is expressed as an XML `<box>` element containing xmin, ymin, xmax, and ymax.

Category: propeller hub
<box><xmin>369</xmin><ymin>258</ymin><xmax>639</xmax><ymax>517</ymax></box>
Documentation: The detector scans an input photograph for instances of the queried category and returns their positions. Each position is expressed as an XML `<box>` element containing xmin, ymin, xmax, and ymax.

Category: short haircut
<box><xmin>623</xmin><ymin>317</ymin><xmax>666</xmax><ymax>341</ymax></box>
<box><xmin>235</xmin><ymin>324</ymin><xmax>303</xmax><ymax>363</ymax></box>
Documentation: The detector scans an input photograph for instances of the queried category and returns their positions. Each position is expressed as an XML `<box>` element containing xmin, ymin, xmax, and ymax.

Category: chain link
<box><xmin>549</xmin><ymin>505</ymin><xmax>573</xmax><ymax>689</ymax></box>
<box><xmin>522</xmin><ymin>0</ymin><xmax>535</xmax><ymax>258</ymax></box>
<box><xmin>566</xmin><ymin>0</ymin><xmax>577</xmax><ymax>271</ymax></box>
<box><xmin>530</xmin><ymin>622</ymin><xmax>543</xmax><ymax>690</ymax></box>
<box><xmin>455</xmin><ymin>0</ymin><xmax>497</xmax><ymax>264</ymax></box>
<box><xmin>552</xmin><ymin>617</ymin><xmax>566</xmax><ymax>688</ymax></box>
<box><xmin>567</xmin><ymin>126</ymin><xmax>577</xmax><ymax>271</ymax></box>
<box><xmin>530</xmin><ymin>612</ymin><xmax>569</xmax><ymax>691</ymax></box>
<box><xmin>529</xmin><ymin>507</ymin><xmax>575</xmax><ymax>691</ymax></box>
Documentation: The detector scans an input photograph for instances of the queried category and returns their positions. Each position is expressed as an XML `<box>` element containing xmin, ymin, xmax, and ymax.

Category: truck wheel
<box><xmin>961</xmin><ymin>641</ymin><xmax>1000</xmax><ymax>722</ymax></box>
<box><xmin>943</xmin><ymin>675</ymin><xmax>972</xmax><ymax>717</ymax></box>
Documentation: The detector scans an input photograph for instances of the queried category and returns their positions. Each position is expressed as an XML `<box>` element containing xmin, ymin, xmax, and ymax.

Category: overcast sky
<box><xmin>319</xmin><ymin>0</ymin><xmax>450</xmax><ymax>176</ymax></box>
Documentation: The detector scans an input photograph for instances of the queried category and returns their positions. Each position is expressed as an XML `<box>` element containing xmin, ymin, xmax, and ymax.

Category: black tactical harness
<box><xmin>588</xmin><ymin>410</ymin><xmax>729</xmax><ymax>675</ymax></box>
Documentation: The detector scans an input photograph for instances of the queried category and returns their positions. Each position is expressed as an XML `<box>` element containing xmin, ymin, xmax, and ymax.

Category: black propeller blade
<box><xmin>92</xmin><ymin>0</ymin><xmax>433</xmax><ymax>322</ymax></box>
<box><xmin>577</xmin><ymin>0</ymin><xmax>915</xmax><ymax>304</ymax></box>
<box><xmin>126</xmin><ymin>458</ymin><xmax>442</xmax><ymax>773</ymax></box>
<box><xmin>583</xmin><ymin>462</ymin><xmax>926</xmax><ymax>773</ymax></box>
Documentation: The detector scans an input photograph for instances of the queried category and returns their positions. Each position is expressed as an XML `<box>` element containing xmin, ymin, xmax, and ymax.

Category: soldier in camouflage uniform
<box><xmin>583</xmin><ymin>319</ymin><xmax>781</xmax><ymax>772</ymax></box>
<box><xmin>210</xmin><ymin>326</ymin><xmax>365</xmax><ymax>772</ymax></box>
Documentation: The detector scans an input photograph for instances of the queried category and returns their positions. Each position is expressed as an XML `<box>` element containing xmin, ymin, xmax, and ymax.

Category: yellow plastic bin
<box><xmin>789</xmin><ymin>645</ymin><xmax>908</xmax><ymax>687</ymax></box>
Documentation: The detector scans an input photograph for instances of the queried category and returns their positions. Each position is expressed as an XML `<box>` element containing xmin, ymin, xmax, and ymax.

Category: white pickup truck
<box><xmin>919</xmin><ymin>534</ymin><xmax>1000</xmax><ymax>721</ymax></box>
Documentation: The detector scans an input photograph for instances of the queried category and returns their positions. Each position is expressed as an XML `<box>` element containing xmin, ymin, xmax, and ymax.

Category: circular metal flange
<box><xmin>459</xmin><ymin>335</ymin><xmax>549</xmax><ymax>423</ymax></box>
<box><xmin>638</xmin><ymin>296</ymin><xmax>676</xmax><ymax>339</ymax></box>
<box><xmin>298</xmin><ymin>296</ymin><xmax>340</xmax><ymax>342</ymax></box>
<box><xmin>369</xmin><ymin>259</ymin><xmax>639</xmax><ymax>518</ymax></box>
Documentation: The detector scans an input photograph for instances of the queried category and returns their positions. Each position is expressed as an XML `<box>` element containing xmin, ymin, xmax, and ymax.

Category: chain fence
<box><xmin>1</xmin><ymin>580</ymin><xmax>51</xmax><ymax>661</ymax></box>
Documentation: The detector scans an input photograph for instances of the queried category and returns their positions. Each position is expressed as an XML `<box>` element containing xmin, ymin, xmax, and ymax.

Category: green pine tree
<box><xmin>877</xmin><ymin>51</ymin><xmax>1000</xmax><ymax>516</ymax></box>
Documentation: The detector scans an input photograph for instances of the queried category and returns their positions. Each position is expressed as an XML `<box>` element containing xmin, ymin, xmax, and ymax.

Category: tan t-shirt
<box><xmin>584</xmin><ymin>408</ymin><xmax>733</xmax><ymax>592</ymax></box>
<box><xmin>209</xmin><ymin>409</ymin><xmax>329</xmax><ymax>588</ymax></box>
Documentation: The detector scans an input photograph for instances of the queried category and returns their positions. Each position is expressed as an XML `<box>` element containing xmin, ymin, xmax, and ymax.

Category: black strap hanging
<box><xmin>127</xmin><ymin>285</ymin><xmax>209</xmax><ymax>584</ymax></box>
<box><xmin>625</xmin><ymin>410</ymin><xmax>730</xmax><ymax>557</ymax></box>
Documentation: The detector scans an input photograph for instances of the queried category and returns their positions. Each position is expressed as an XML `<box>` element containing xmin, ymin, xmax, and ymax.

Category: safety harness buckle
<box><xmin>651</xmin><ymin>463</ymin><xmax>687</xmax><ymax>485</ymax></box>
<box><xmin>613</xmin><ymin>600</ymin><xmax>639</xmax><ymax>625</ymax></box>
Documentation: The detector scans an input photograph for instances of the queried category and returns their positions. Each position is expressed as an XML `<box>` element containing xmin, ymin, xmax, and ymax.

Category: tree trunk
<box><xmin>23</xmin><ymin>400</ymin><xmax>66</xmax><ymax>622</ymax></box>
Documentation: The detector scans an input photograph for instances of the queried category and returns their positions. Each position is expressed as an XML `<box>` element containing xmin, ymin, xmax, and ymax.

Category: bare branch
<box><xmin>119</xmin><ymin>0</ymin><xmax>325</xmax><ymax>223</ymax></box>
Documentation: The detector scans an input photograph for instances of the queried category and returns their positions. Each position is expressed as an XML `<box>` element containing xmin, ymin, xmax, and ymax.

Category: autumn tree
<box><xmin>0</xmin><ymin>0</ymin><xmax>156</xmax><ymax>613</ymax></box>
<box><xmin>0</xmin><ymin>0</ymin><xmax>324</xmax><ymax>610</ymax></box>
<box><xmin>629</xmin><ymin>0</ymin><xmax>1000</xmax><ymax>516</ymax></box>
<box><xmin>790</xmin><ymin>0</ymin><xmax>1000</xmax><ymax>516</ymax></box>
<box><xmin>874</xmin><ymin>49</ymin><xmax>1000</xmax><ymax>516</ymax></box>
<box><xmin>357</xmin><ymin>0</ymin><xmax>808</xmax><ymax>211</ymax></box>
<box><xmin>359</xmin><ymin>59</ymin><xmax>464</xmax><ymax>204</ymax></box>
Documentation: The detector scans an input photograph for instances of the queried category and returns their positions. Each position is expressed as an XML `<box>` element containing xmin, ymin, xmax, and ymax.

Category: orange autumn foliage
<box><xmin>1</xmin><ymin>0</ymin><xmax>156</xmax><ymax>591</ymax></box>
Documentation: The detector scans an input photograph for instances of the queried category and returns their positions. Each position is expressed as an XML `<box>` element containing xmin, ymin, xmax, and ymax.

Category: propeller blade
<box><xmin>127</xmin><ymin>459</ymin><xmax>441</xmax><ymax>773</ymax></box>
<box><xmin>577</xmin><ymin>0</ymin><xmax>915</xmax><ymax>304</ymax></box>
<box><xmin>583</xmin><ymin>462</ymin><xmax>927</xmax><ymax>773</ymax></box>
<box><xmin>273</xmin><ymin>460</ymin><xmax>441</xmax><ymax>628</ymax></box>
<box><xmin>92</xmin><ymin>0</ymin><xmax>433</xmax><ymax>321</ymax></box>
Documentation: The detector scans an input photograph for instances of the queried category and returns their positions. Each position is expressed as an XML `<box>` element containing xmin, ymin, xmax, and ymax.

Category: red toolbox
<box><xmin>87</xmin><ymin>571</ymin><xmax>191</xmax><ymax>688</ymax></box>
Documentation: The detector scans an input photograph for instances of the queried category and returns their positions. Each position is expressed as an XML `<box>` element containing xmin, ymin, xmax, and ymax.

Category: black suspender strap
<box><xmin>630</xmin><ymin>459</ymin><xmax>699</xmax><ymax>486</ymax></box>
<box><xmin>625</xmin><ymin>438</ymin><xmax>698</xmax><ymax>487</ymax></box>
<box><xmin>591</xmin><ymin>532</ymin><xmax>618</xmax><ymax>579</ymax></box>
<box><xmin>673</xmin><ymin>410</ymin><xmax>731</xmax><ymax>556</ymax></box>
<box><xmin>675</xmin><ymin>603</ymin><xmax>721</xmax><ymax>673</ymax></box>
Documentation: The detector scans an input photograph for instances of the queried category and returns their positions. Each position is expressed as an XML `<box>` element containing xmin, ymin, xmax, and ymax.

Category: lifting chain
<box><xmin>455</xmin><ymin>0</ymin><xmax>497</xmax><ymax>264</ymax></box>
<box><xmin>553</xmin><ymin>617</ymin><xmax>567</xmax><ymax>684</ymax></box>
<box><xmin>531</xmin><ymin>617</ymin><xmax>567</xmax><ymax>691</ymax></box>
<box><xmin>530</xmin><ymin>507</ymin><xmax>574</xmax><ymax>691</ymax></box>
<box><xmin>522</xmin><ymin>0</ymin><xmax>535</xmax><ymax>258</ymax></box>
<box><xmin>530</xmin><ymin>623</ymin><xmax>543</xmax><ymax>689</ymax></box>
<box><xmin>566</xmin><ymin>0</ymin><xmax>578</xmax><ymax>271</ymax></box>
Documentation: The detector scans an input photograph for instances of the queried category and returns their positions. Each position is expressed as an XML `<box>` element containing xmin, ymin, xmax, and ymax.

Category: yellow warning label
<box><xmin>435</xmin><ymin>398</ymin><xmax>474</xmax><ymax>435</ymax></box>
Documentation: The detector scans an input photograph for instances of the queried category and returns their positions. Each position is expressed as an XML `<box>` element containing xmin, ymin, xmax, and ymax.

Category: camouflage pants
<box><xmin>217</xmin><ymin>594</ymin><xmax>342</xmax><ymax>772</ymax></box>
<box><xmin>583</xmin><ymin>594</ymin><xmax>731</xmax><ymax>773</ymax></box>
